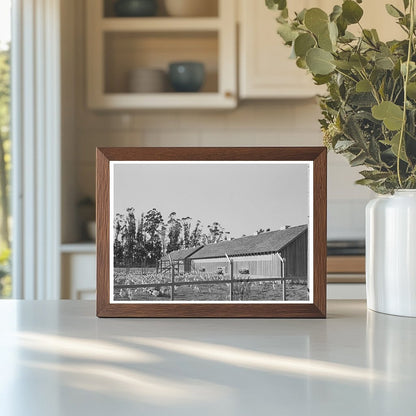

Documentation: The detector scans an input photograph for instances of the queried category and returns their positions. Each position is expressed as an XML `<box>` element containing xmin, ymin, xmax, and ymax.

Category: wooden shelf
<box><xmin>86</xmin><ymin>0</ymin><xmax>237</xmax><ymax>110</ymax></box>
<box><xmin>101</xmin><ymin>17</ymin><xmax>221</xmax><ymax>32</ymax></box>
<box><xmin>327</xmin><ymin>256</ymin><xmax>365</xmax><ymax>274</ymax></box>
<box><xmin>327</xmin><ymin>256</ymin><xmax>365</xmax><ymax>284</ymax></box>
<box><xmin>61</xmin><ymin>243</ymin><xmax>96</xmax><ymax>254</ymax></box>
<box><xmin>89</xmin><ymin>92</ymin><xmax>235</xmax><ymax>110</ymax></box>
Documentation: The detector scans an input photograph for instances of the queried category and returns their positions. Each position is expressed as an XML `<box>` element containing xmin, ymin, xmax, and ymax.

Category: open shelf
<box><xmin>101</xmin><ymin>17</ymin><xmax>221</xmax><ymax>32</ymax></box>
<box><xmin>61</xmin><ymin>243</ymin><xmax>96</xmax><ymax>254</ymax></box>
<box><xmin>104</xmin><ymin>31</ymin><xmax>218</xmax><ymax>94</ymax></box>
<box><xmin>91</xmin><ymin>93</ymin><xmax>234</xmax><ymax>109</ymax></box>
<box><xmin>103</xmin><ymin>0</ymin><xmax>219</xmax><ymax>18</ymax></box>
<box><xmin>87</xmin><ymin>0</ymin><xmax>236</xmax><ymax>109</ymax></box>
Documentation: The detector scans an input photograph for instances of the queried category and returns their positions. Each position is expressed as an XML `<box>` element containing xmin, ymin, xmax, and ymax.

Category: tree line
<box><xmin>113</xmin><ymin>207</ymin><xmax>229</xmax><ymax>267</ymax></box>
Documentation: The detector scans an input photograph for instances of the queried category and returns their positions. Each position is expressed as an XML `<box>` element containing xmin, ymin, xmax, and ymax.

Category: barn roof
<box><xmin>161</xmin><ymin>246</ymin><xmax>203</xmax><ymax>262</ymax></box>
<box><xmin>189</xmin><ymin>225</ymin><xmax>308</xmax><ymax>260</ymax></box>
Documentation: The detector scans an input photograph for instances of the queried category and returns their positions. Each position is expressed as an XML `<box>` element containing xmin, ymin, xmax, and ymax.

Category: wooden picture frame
<box><xmin>96</xmin><ymin>147</ymin><xmax>327</xmax><ymax>318</ymax></box>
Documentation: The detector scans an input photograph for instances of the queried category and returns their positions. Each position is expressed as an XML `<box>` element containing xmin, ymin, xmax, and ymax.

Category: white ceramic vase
<box><xmin>366</xmin><ymin>190</ymin><xmax>416</xmax><ymax>317</ymax></box>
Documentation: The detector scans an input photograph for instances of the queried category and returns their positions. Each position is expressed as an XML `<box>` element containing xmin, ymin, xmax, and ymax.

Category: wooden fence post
<box><xmin>230</xmin><ymin>259</ymin><xmax>234</xmax><ymax>301</ymax></box>
<box><xmin>171</xmin><ymin>263</ymin><xmax>175</xmax><ymax>301</ymax></box>
<box><xmin>282</xmin><ymin>258</ymin><xmax>286</xmax><ymax>301</ymax></box>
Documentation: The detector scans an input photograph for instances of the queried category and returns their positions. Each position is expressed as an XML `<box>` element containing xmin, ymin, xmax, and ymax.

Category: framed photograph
<box><xmin>96</xmin><ymin>147</ymin><xmax>327</xmax><ymax>318</ymax></box>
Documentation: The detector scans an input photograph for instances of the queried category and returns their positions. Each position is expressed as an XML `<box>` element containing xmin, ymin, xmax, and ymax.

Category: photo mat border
<box><xmin>109</xmin><ymin>161</ymin><xmax>314</xmax><ymax>305</ymax></box>
<box><xmin>97</xmin><ymin>147</ymin><xmax>327</xmax><ymax>318</ymax></box>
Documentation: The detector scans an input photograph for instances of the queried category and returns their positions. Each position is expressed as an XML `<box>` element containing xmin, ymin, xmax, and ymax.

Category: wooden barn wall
<box><xmin>186</xmin><ymin>231</ymin><xmax>308</xmax><ymax>279</ymax></box>
<box><xmin>191</xmin><ymin>254</ymin><xmax>281</xmax><ymax>277</ymax></box>
<box><xmin>191</xmin><ymin>259</ymin><xmax>231</xmax><ymax>275</ymax></box>
<box><xmin>280</xmin><ymin>231</ymin><xmax>308</xmax><ymax>279</ymax></box>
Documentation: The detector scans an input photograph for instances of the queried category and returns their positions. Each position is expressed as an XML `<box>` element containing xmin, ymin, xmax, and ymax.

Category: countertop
<box><xmin>0</xmin><ymin>300</ymin><xmax>415</xmax><ymax>415</ymax></box>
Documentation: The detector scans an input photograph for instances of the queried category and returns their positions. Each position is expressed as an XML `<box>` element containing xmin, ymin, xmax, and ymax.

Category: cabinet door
<box><xmin>62</xmin><ymin>253</ymin><xmax>96</xmax><ymax>300</ymax></box>
<box><xmin>238</xmin><ymin>0</ymin><xmax>403</xmax><ymax>99</ymax></box>
<box><xmin>239</xmin><ymin>0</ymin><xmax>326</xmax><ymax>99</ymax></box>
<box><xmin>359</xmin><ymin>0</ymin><xmax>404</xmax><ymax>41</ymax></box>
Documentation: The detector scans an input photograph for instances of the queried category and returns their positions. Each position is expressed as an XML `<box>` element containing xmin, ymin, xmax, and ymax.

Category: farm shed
<box><xmin>159</xmin><ymin>246</ymin><xmax>203</xmax><ymax>274</ymax></box>
<box><xmin>189</xmin><ymin>225</ymin><xmax>308</xmax><ymax>280</ymax></box>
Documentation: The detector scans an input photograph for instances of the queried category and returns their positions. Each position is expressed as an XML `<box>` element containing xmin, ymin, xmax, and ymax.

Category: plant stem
<box><xmin>359</xmin><ymin>69</ymin><xmax>381</xmax><ymax>104</ymax></box>
<box><xmin>334</xmin><ymin>68</ymin><xmax>358</xmax><ymax>84</ymax></box>
<box><xmin>398</xmin><ymin>0</ymin><xmax>415</xmax><ymax>188</ymax></box>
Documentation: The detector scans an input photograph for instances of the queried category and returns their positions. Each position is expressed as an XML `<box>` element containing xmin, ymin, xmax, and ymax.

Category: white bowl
<box><xmin>128</xmin><ymin>68</ymin><xmax>167</xmax><ymax>93</ymax></box>
<box><xmin>164</xmin><ymin>0</ymin><xmax>218</xmax><ymax>17</ymax></box>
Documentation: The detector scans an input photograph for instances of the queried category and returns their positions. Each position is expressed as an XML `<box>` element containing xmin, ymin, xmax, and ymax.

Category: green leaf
<box><xmin>318</xmin><ymin>27</ymin><xmax>334</xmax><ymax>52</ymax></box>
<box><xmin>296</xmin><ymin>57</ymin><xmax>308</xmax><ymax>69</ymax></box>
<box><xmin>355</xmin><ymin>178</ymin><xmax>376</xmax><ymax>186</ymax></box>
<box><xmin>371</xmin><ymin>29</ymin><xmax>380</xmax><ymax>42</ymax></box>
<box><xmin>304</xmin><ymin>8</ymin><xmax>329</xmax><ymax>35</ymax></box>
<box><xmin>360</xmin><ymin>170</ymin><xmax>391</xmax><ymax>181</ymax></box>
<box><xmin>350</xmin><ymin>152</ymin><xmax>367</xmax><ymax>167</ymax></box>
<box><xmin>336</xmin><ymin>15</ymin><xmax>348</xmax><ymax>36</ymax></box>
<box><xmin>328</xmin><ymin>21</ymin><xmax>338</xmax><ymax>44</ymax></box>
<box><xmin>363</xmin><ymin>29</ymin><xmax>376</xmax><ymax>46</ymax></box>
<box><xmin>372</xmin><ymin>101</ymin><xmax>404</xmax><ymax>131</ymax></box>
<box><xmin>350</xmin><ymin>54</ymin><xmax>368</xmax><ymax>70</ymax></box>
<box><xmin>407</xmin><ymin>82</ymin><xmax>416</xmax><ymax>99</ymax></box>
<box><xmin>296</xmin><ymin>8</ymin><xmax>307</xmax><ymax>23</ymax></box>
<box><xmin>375</xmin><ymin>55</ymin><xmax>395</xmax><ymax>70</ymax></box>
<box><xmin>344</xmin><ymin>115</ymin><xmax>367</xmax><ymax>147</ymax></box>
<box><xmin>334</xmin><ymin>139</ymin><xmax>355</xmax><ymax>151</ymax></box>
<box><xmin>348</xmin><ymin>92</ymin><xmax>377</xmax><ymax>107</ymax></box>
<box><xmin>294</xmin><ymin>33</ymin><xmax>316</xmax><ymax>58</ymax></box>
<box><xmin>401</xmin><ymin>61</ymin><xmax>416</xmax><ymax>76</ymax></box>
<box><xmin>306</xmin><ymin>48</ymin><xmax>335</xmax><ymax>75</ymax></box>
<box><xmin>313</xmin><ymin>74</ymin><xmax>332</xmax><ymax>85</ymax></box>
<box><xmin>356</xmin><ymin>79</ymin><xmax>372</xmax><ymax>92</ymax></box>
<box><xmin>330</xmin><ymin>5</ymin><xmax>342</xmax><ymax>22</ymax></box>
<box><xmin>333</xmin><ymin>60</ymin><xmax>353</xmax><ymax>70</ymax></box>
<box><xmin>339</xmin><ymin>31</ymin><xmax>356</xmax><ymax>43</ymax></box>
<box><xmin>342</xmin><ymin>0</ymin><xmax>364</xmax><ymax>24</ymax></box>
<box><xmin>385</xmin><ymin>4</ymin><xmax>404</xmax><ymax>18</ymax></box>
<box><xmin>382</xmin><ymin>132</ymin><xmax>409</xmax><ymax>162</ymax></box>
<box><xmin>266</xmin><ymin>0</ymin><xmax>287</xmax><ymax>11</ymax></box>
<box><xmin>277</xmin><ymin>23</ymin><xmax>298</xmax><ymax>43</ymax></box>
<box><xmin>369</xmin><ymin>136</ymin><xmax>382</xmax><ymax>163</ymax></box>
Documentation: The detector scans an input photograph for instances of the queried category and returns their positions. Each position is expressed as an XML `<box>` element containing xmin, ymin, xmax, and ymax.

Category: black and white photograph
<box><xmin>110</xmin><ymin>161</ymin><xmax>313</xmax><ymax>303</ymax></box>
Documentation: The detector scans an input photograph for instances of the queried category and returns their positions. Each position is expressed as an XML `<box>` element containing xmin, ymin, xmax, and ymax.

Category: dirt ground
<box><xmin>113</xmin><ymin>268</ymin><xmax>309</xmax><ymax>302</ymax></box>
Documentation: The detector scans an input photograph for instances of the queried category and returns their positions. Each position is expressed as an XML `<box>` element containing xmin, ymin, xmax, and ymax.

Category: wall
<box><xmin>62</xmin><ymin>0</ymin><xmax>374</xmax><ymax>243</ymax></box>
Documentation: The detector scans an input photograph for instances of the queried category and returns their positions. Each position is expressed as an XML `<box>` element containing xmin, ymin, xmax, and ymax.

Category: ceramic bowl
<box><xmin>164</xmin><ymin>0</ymin><xmax>217</xmax><ymax>17</ymax></box>
<box><xmin>114</xmin><ymin>0</ymin><xmax>158</xmax><ymax>17</ymax></box>
<box><xmin>128</xmin><ymin>68</ymin><xmax>167</xmax><ymax>93</ymax></box>
<box><xmin>168</xmin><ymin>62</ymin><xmax>205</xmax><ymax>92</ymax></box>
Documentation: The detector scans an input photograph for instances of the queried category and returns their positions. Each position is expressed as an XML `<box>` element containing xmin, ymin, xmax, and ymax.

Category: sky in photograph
<box><xmin>113</xmin><ymin>162</ymin><xmax>310</xmax><ymax>238</ymax></box>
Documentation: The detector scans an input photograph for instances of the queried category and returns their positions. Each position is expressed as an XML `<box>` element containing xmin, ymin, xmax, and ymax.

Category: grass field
<box><xmin>113</xmin><ymin>268</ymin><xmax>309</xmax><ymax>302</ymax></box>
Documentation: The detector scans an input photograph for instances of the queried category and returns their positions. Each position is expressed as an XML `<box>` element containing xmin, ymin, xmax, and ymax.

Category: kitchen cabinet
<box><xmin>61</xmin><ymin>245</ymin><xmax>96</xmax><ymax>300</ymax></box>
<box><xmin>238</xmin><ymin>0</ymin><xmax>325</xmax><ymax>99</ymax></box>
<box><xmin>327</xmin><ymin>256</ymin><xmax>365</xmax><ymax>283</ymax></box>
<box><xmin>238</xmin><ymin>0</ymin><xmax>404</xmax><ymax>99</ymax></box>
<box><xmin>86</xmin><ymin>0</ymin><xmax>237</xmax><ymax>109</ymax></box>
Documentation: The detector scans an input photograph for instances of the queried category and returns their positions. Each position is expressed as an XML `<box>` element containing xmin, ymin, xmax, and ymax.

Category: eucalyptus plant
<box><xmin>267</xmin><ymin>0</ymin><xmax>416</xmax><ymax>193</ymax></box>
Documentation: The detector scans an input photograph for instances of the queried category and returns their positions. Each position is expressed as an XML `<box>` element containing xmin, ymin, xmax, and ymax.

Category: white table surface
<box><xmin>0</xmin><ymin>300</ymin><xmax>415</xmax><ymax>416</ymax></box>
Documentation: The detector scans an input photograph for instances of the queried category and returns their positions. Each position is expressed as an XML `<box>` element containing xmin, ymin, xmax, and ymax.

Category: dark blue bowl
<box><xmin>168</xmin><ymin>62</ymin><xmax>205</xmax><ymax>93</ymax></box>
<box><xmin>114</xmin><ymin>0</ymin><xmax>158</xmax><ymax>17</ymax></box>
